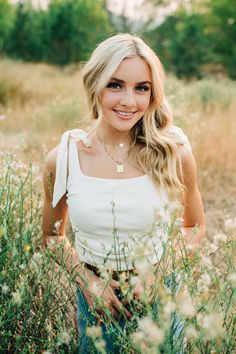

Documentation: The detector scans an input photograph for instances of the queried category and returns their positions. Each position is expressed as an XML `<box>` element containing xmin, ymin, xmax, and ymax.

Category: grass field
<box><xmin>0</xmin><ymin>59</ymin><xmax>235</xmax><ymax>353</ymax></box>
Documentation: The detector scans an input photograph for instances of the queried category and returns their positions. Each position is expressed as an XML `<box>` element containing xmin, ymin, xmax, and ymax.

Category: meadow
<box><xmin>0</xmin><ymin>59</ymin><xmax>235</xmax><ymax>353</ymax></box>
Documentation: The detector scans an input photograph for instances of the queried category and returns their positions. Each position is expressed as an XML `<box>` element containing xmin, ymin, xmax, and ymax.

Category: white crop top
<box><xmin>52</xmin><ymin>126</ymin><xmax>191</xmax><ymax>271</ymax></box>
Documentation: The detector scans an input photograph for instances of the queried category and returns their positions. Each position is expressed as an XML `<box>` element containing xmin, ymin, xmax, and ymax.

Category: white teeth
<box><xmin>116</xmin><ymin>111</ymin><xmax>133</xmax><ymax>116</ymax></box>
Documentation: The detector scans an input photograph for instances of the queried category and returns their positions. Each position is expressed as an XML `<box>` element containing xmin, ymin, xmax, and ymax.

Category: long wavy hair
<box><xmin>82</xmin><ymin>33</ymin><xmax>183</xmax><ymax>195</ymax></box>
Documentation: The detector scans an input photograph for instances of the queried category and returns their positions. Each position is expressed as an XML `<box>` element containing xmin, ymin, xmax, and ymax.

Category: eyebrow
<box><xmin>111</xmin><ymin>77</ymin><xmax>151</xmax><ymax>85</ymax></box>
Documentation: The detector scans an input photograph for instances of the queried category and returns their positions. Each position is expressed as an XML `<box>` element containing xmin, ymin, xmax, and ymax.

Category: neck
<box><xmin>96</xmin><ymin>127</ymin><xmax>131</xmax><ymax>146</ymax></box>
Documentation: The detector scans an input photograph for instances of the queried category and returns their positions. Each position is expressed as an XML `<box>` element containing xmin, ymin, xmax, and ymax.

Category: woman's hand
<box><xmin>81</xmin><ymin>272</ymin><xmax>132</xmax><ymax>322</ymax></box>
<box><xmin>132</xmin><ymin>272</ymin><xmax>157</xmax><ymax>303</ymax></box>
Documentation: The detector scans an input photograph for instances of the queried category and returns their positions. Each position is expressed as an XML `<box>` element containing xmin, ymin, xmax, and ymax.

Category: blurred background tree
<box><xmin>0</xmin><ymin>0</ymin><xmax>235</xmax><ymax>79</ymax></box>
<box><xmin>0</xmin><ymin>0</ymin><xmax>15</xmax><ymax>53</ymax></box>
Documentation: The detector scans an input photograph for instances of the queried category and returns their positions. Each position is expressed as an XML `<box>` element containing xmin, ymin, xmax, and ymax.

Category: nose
<box><xmin>119</xmin><ymin>89</ymin><xmax>136</xmax><ymax>107</ymax></box>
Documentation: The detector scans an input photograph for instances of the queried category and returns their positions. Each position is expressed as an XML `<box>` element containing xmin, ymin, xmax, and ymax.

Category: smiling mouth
<box><xmin>113</xmin><ymin>109</ymin><xmax>137</xmax><ymax>117</ymax></box>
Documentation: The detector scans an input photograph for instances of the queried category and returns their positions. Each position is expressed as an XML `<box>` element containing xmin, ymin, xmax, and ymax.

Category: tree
<box><xmin>0</xmin><ymin>0</ymin><xmax>14</xmax><ymax>54</ymax></box>
<box><xmin>46</xmin><ymin>0</ymin><xmax>113</xmax><ymax>65</ymax></box>
<box><xmin>6</xmin><ymin>2</ymin><xmax>47</xmax><ymax>61</ymax></box>
<box><xmin>206</xmin><ymin>0</ymin><xmax>236</xmax><ymax>78</ymax></box>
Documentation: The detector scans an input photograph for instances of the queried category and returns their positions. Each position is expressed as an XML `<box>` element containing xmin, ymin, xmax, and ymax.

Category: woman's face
<box><xmin>99</xmin><ymin>56</ymin><xmax>152</xmax><ymax>133</ymax></box>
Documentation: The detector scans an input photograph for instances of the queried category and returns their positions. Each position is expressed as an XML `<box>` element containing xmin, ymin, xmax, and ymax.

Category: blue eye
<box><xmin>106</xmin><ymin>82</ymin><xmax>122</xmax><ymax>89</ymax></box>
<box><xmin>136</xmin><ymin>85</ymin><xmax>150</xmax><ymax>92</ymax></box>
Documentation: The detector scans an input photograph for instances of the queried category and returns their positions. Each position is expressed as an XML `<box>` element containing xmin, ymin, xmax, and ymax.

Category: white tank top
<box><xmin>52</xmin><ymin>126</ymin><xmax>191</xmax><ymax>271</ymax></box>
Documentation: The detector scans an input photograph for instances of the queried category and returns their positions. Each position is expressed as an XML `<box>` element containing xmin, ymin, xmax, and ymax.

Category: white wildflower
<box><xmin>227</xmin><ymin>272</ymin><xmax>236</xmax><ymax>288</ymax></box>
<box><xmin>213</xmin><ymin>233</ymin><xmax>227</xmax><ymax>246</ymax></box>
<box><xmin>58</xmin><ymin>330</ymin><xmax>70</xmax><ymax>345</ymax></box>
<box><xmin>228</xmin><ymin>18</ymin><xmax>235</xmax><ymax>25</ymax></box>
<box><xmin>138</xmin><ymin>317</ymin><xmax>164</xmax><ymax>345</ymax></box>
<box><xmin>1</xmin><ymin>283</ymin><xmax>9</xmax><ymax>293</ymax></box>
<box><xmin>94</xmin><ymin>339</ymin><xmax>106</xmax><ymax>354</ymax></box>
<box><xmin>163</xmin><ymin>300</ymin><xmax>176</xmax><ymax>317</ymax></box>
<box><xmin>185</xmin><ymin>325</ymin><xmax>198</xmax><ymax>339</ymax></box>
<box><xmin>54</xmin><ymin>220</ymin><xmax>62</xmax><ymax>233</ymax></box>
<box><xmin>197</xmin><ymin>272</ymin><xmax>211</xmax><ymax>293</ymax></box>
<box><xmin>207</xmin><ymin>243</ymin><xmax>218</xmax><ymax>253</ymax></box>
<box><xmin>225</xmin><ymin>218</ymin><xmax>236</xmax><ymax>233</ymax></box>
<box><xmin>197</xmin><ymin>313</ymin><xmax>223</xmax><ymax>339</ymax></box>
<box><xmin>177</xmin><ymin>295</ymin><xmax>196</xmax><ymax>318</ymax></box>
<box><xmin>12</xmin><ymin>290</ymin><xmax>22</xmax><ymax>304</ymax></box>
<box><xmin>86</xmin><ymin>325</ymin><xmax>102</xmax><ymax>338</ymax></box>
<box><xmin>200</xmin><ymin>255</ymin><xmax>212</xmax><ymax>267</ymax></box>
<box><xmin>90</xmin><ymin>281</ymin><xmax>102</xmax><ymax>297</ymax></box>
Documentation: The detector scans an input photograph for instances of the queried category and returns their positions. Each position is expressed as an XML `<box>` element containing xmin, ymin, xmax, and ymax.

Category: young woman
<box><xmin>42</xmin><ymin>33</ymin><xmax>205</xmax><ymax>353</ymax></box>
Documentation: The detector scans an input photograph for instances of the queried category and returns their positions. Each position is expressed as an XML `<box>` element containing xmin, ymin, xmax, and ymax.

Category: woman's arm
<box><xmin>42</xmin><ymin>147</ymin><xmax>88</xmax><ymax>286</ymax></box>
<box><xmin>179</xmin><ymin>144</ymin><xmax>206</xmax><ymax>248</ymax></box>
<box><xmin>42</xmin><ymin>147</ymin><xmax>132</xmax><ymax>320</ymax></box>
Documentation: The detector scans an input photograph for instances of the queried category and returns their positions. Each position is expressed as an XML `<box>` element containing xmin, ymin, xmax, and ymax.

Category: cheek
<box><xmin>100</xmin><ymin>92</ymin><xmax>118</xmax><ymax>109</ymax></box>
<box><xmin>139</xmin><ymin>94</ymin><xmax>151</xmax><ymax>111</ymax></box>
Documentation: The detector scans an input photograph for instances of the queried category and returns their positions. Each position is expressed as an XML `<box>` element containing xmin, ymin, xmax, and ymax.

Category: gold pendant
<box><xmin>117</xmin><ymin>164</ymin><xmax>124</xmax><ymax>173</ymax></box>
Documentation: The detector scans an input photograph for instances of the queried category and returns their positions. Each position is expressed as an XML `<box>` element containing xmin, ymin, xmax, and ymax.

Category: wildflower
<box><xmin>86</xmin><ymin>325</ymin><xmax>102</xmax><ymax>338</ymax></box>
<box><xmin>213</xmin><ymin>233</ymin><xmax>227</xmax><ymax>246</ymax></box>
<box><xmin>54</xmin><ymin>220</ymin><xmax>62</xmax><ymax>234</ymax></box>
<box><xmin>207</xmin><ymin>243</ymin><xmax>218</xmax><ymax>253</ymax></box>
<box><xmin>197</xmin><ymin>313</ymin><xmax>223</xmax><ymax>339</ymax></box>
<box><xmin>200</xmin><ymin>255</ymin><xmax>212</xmax><ymax>267</ymax></box>
<box><xmin>177</xmin><ymin>294</ymin><xmax>196</xmax><ymax>318</ymax></box>
<box><xmin>23</xmin><ymin>244</ymin><xmax>31</xmax><ymax>253</ymax></box>
<box><xmin>185</xmin><ymin>325</ymin><xmax>198</xmax><ymax>339</ymax></box>
<box><xmin>225</xmin><ymin>217</ymin><xmax>236</xmax><ymax>234</ymax></box>
<box><xmin>1</xmin><ymin>283</ymin><xmax>9</xmax><ymax>294</ymax></box>
<box><xmin>228</xmin><ymin>18</ymin><xmax>234</xmax><ymax>25</ymax></box>
<box><xmin>90</xmin><ymin>281</ymin><xmax>102</xmax><ymax>297</ymax></box>
<box><xmin>12</xmin><ymin>290</ymin><xmax>22</xmax><ymax>305</ymax></box>
<box><xmin>197</xmin><ymin>272</ymin><xmax>212</xmax><ymax>293</ymax></box>
<box><xmin>94</xmin><ymin>339</ymin><xmax>106</xmax><ymax>354</ymax></box>
<box><xmin>138</xmin><ymin>317</ymin><xmax>164</xmax><ymax>345</ymax></box>
<box><xmin>58</xmin><ymin>330</ymin><xmax>70</xmax><ymax>345</ymax></box>
<box><xmin>227</xmin><ymin>272</ymin><xmax>236</xmax><ymax>288</ymax></box>
<box><xmin>163</xmin><ymin>300</ymin><xmax>176</xmax><ymax>317</ymax></box>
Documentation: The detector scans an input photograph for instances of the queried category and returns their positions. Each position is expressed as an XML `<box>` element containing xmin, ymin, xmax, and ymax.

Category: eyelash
<box><xmin>106</xmin><ymin>82</ymin><xmax>150</xmax><ymax>92</ymax></box>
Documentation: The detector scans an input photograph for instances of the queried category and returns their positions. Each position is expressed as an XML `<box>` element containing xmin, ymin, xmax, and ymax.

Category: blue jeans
<box><xmin>77</xmin><ymin>273</ymin><xmax>184</xmax><ymax>354</ymax></box>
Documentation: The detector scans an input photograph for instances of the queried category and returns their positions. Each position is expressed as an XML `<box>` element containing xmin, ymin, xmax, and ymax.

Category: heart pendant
<box><xmin>119</xmin><ymin>143</ymin><xmax>125</xmax><ymax>148</ymax></box>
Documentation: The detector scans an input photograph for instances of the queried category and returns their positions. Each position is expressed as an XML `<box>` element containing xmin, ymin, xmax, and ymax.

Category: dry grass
<box><xmin>1</xmin><ymin>59</ymin><xmax>236</xmax><ymax>236</ymax></box>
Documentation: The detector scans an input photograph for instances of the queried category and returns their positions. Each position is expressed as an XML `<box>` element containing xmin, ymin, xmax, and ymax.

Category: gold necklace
<box><xmin>97</xmin><ymin>132</ymin><xmax>129</xmax><ymax>173</ymax></box>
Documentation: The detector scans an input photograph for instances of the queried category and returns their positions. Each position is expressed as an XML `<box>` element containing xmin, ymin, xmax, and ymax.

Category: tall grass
<box><xmin>0</xmin><ymin>60</ymin><xmax>236</xmax><ymax>353</ymax></box>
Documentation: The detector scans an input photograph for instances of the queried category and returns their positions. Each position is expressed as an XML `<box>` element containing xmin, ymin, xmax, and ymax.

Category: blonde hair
<box><xmin>82</xmin><ymin>33</ymin><xmax>183</xmax><ymax>195</ymax></box>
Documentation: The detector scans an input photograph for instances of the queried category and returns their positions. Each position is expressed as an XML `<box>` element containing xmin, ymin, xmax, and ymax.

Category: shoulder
<box><xmin>166</xmin><ymin>125</ymin><xmax>197</xmax><ymax>185</ymax></box>
<box><xmin>178</xmin><ymin>142</ymin><xmax>197</xmax><ymax>189</ymax></box>
<box><xmin>43</xmin><ymin>146</ymin><xmax>59</xmax><ymax>179</ymax></box>
<box><xmin>166</xmin><ymin>124</ymin><xmax>192</xmax><ymax>151</ymax></box>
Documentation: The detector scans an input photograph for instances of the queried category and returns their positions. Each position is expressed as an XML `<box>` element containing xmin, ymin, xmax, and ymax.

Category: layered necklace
<box><xmin>97</xmin><ymin>132</ymin><xmax>130</xmax><ymax>173</ymax></box>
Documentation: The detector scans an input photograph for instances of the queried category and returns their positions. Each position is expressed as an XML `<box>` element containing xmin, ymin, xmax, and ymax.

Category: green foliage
<box><xmin>146</xmin><ymin>12</ymin><xmax>211</xmax><ymax>79</ymax></box>
<box><xmin>5</xmin><ymin>0</ymin><xmax>113</xmax><ymax>65</ymax></box>
<box><xmin>0</xmin><ymin>0</ymin><xmax>15</xmax><ymax>53</ymax></box>
<box><xmin>206</xmin><ymin>0</ymin><xmax>236</xmax><ymax>78</ymax></box>
<box><xmin>6</xmin><ymin>2</ymin><xmax>48</xmax><ymax>61</ymax></box>
<box><xmin>145</xmin><ymin>0</ymin><xmax>236</xmax><ymax>79</ymax></box>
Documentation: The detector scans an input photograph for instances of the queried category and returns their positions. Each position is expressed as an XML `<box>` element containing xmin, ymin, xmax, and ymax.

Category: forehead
<box><xmin>112</xmin><ymin>56</ymin><xmax>151</xmax><ymax>83</ymax></box>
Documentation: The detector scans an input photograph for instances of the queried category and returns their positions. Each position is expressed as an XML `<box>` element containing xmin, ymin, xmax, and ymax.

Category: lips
<box><xmin>113</xmin><ymin>109</ymin><xmax>137</xmax><ymax>120</ymax></box>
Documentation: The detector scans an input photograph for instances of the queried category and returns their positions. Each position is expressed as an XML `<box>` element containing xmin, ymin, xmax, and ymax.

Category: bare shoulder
<box><xmin>42</xmin><ymin>146</ymin><xmax>59</xmax><ymax>197</ymax></box>
<box><xmin>178</xmin><ymin>144</ymin><xmax>197</xmax><ymax>187</ymax></box>
<box><xmin>43</xmin><ymin>146</ymin><xmax>59</xmax><ymax>177</ymax></box>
